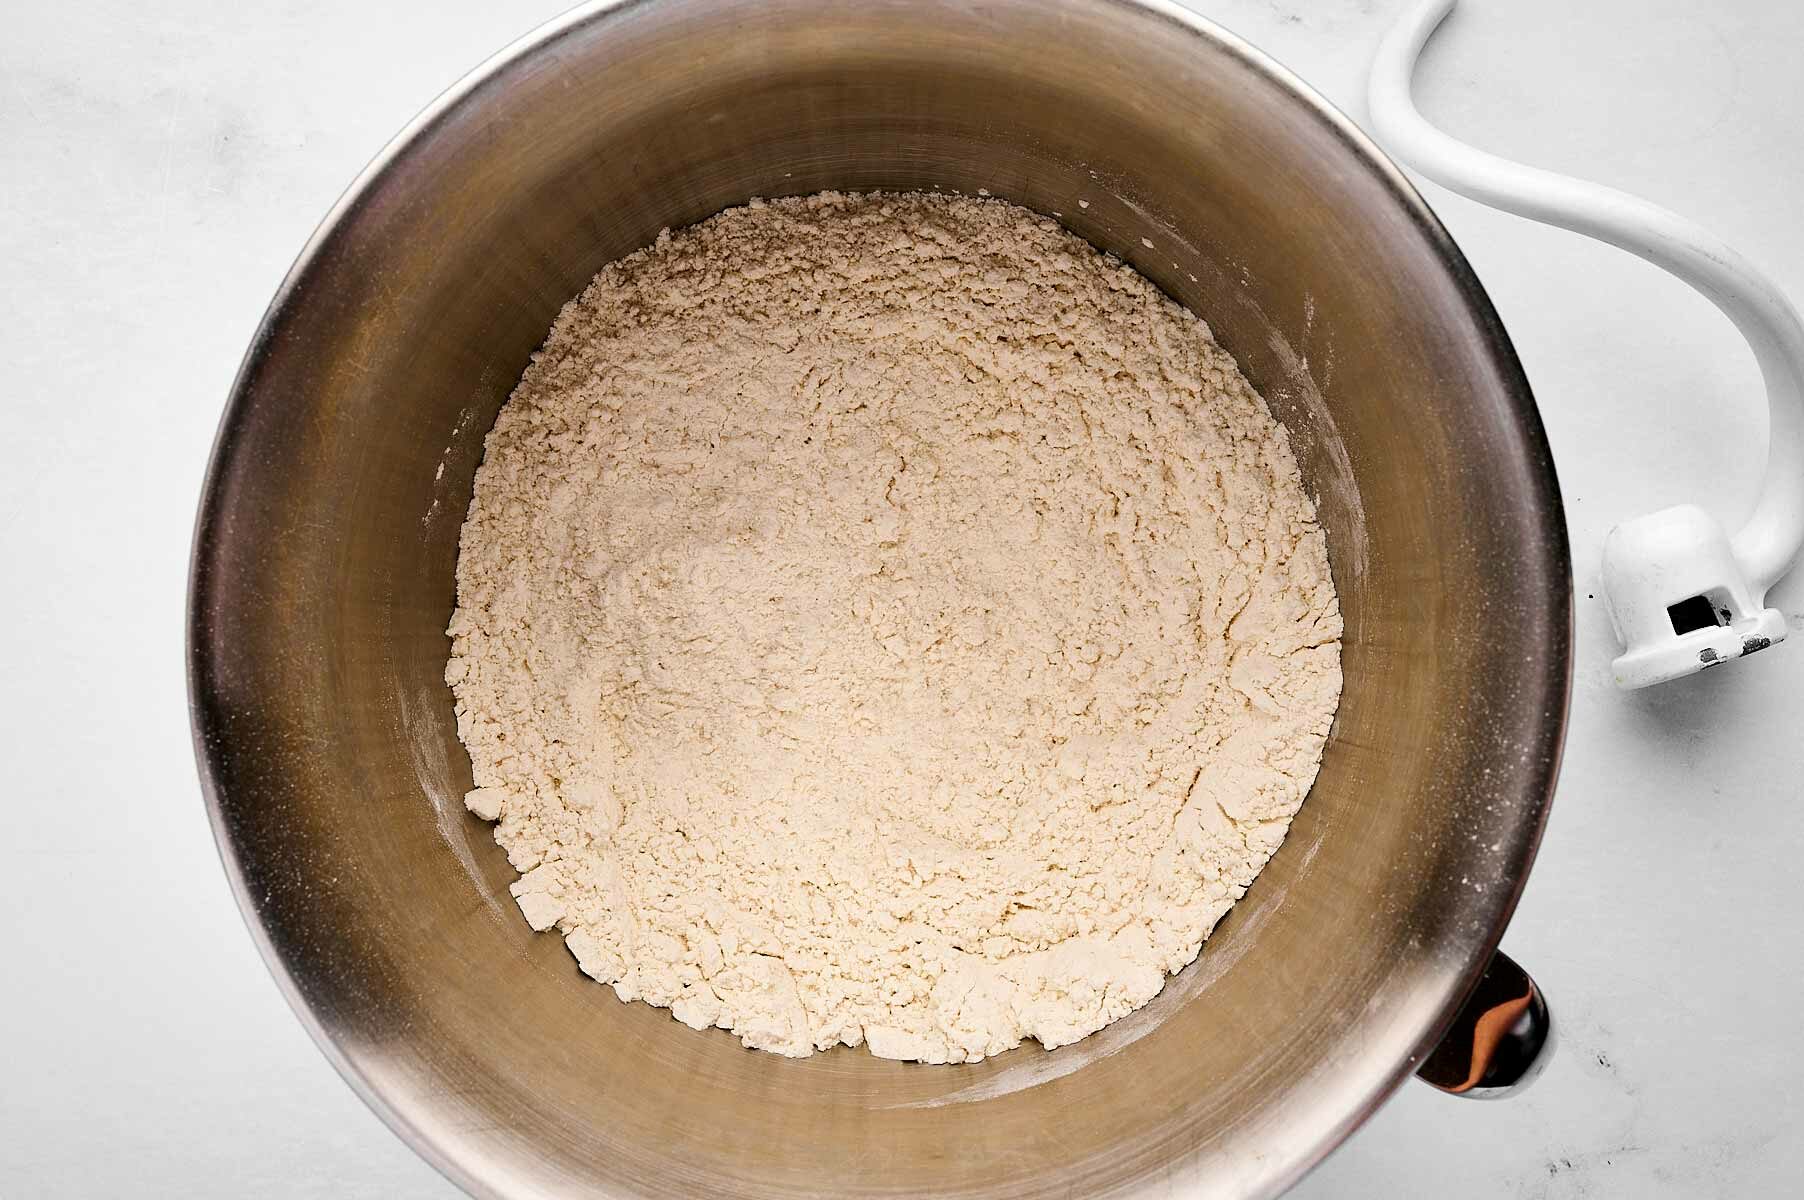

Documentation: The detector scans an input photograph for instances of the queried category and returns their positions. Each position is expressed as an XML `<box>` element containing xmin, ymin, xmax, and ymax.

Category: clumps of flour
<box><xmin>446</xmin><ymin>191</ymin><xmax>1341</xmax><ymax>1062</ymax></box>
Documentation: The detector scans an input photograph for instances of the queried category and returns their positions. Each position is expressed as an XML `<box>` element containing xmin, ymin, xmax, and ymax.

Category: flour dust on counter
<box><xmin>445</xmin><ymin>191</ymin><xmax>1342</xmax><ymax>1063</ymax></box>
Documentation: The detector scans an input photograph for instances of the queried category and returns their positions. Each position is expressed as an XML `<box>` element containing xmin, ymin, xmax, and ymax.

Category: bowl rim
<box><xmin>188</xmin><ymin>0</ymin><xmax>1572</xmax><ymax>1195</ymax></box>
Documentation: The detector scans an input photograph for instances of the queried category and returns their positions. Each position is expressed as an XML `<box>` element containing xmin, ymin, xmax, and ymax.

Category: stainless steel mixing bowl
<box><xmin>189</xmin><ymin>0</ymin><xmax>1571</xmax><ymax>1195</ymax></box>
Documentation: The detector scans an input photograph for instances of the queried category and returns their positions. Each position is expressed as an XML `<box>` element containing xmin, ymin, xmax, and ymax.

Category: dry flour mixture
<box><xmin>446</xmin><ymin>192</ymin><xmax>1342</xmax><ymax>1062</ymax></box>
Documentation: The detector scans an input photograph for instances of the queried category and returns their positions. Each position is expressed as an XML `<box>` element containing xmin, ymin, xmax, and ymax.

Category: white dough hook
<box><xmin>1369</xmin><ymin>0</ymin><xmax>1804</xmax><ymax>688</ymax></box>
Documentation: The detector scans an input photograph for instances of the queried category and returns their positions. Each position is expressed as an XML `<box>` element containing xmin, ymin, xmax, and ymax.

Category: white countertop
<box><xmin>5</xmin><ymin>0</ymin><xmax>1801</xmax><ymax>1195</ymax></box>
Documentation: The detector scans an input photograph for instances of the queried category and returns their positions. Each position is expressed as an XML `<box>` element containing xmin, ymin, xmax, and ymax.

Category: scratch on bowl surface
<box><xmin>397</xmin><ymin>679</ymin><xmax>506</xmax><ymax>920</ymax></box>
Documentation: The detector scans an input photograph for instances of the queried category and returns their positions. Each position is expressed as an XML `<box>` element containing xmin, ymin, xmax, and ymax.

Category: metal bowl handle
<box><xmin>1416</xmin><ymin>949</ymin><xmax>1553</xmax><ymax>1098</ymax></box>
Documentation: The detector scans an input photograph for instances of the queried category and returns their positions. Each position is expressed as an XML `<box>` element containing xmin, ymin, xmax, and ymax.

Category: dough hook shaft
<box><xmin>1369</xmin><ymin>0</ymin><xmax>1804</xmax><ymax>687</ymax></box>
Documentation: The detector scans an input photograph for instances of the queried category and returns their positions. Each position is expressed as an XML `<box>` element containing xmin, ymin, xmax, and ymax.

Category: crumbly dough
<box><xmin>446</xmin><ymin>192</ymin><xmax>1341</xmax><ymax>1062</ymax></box>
